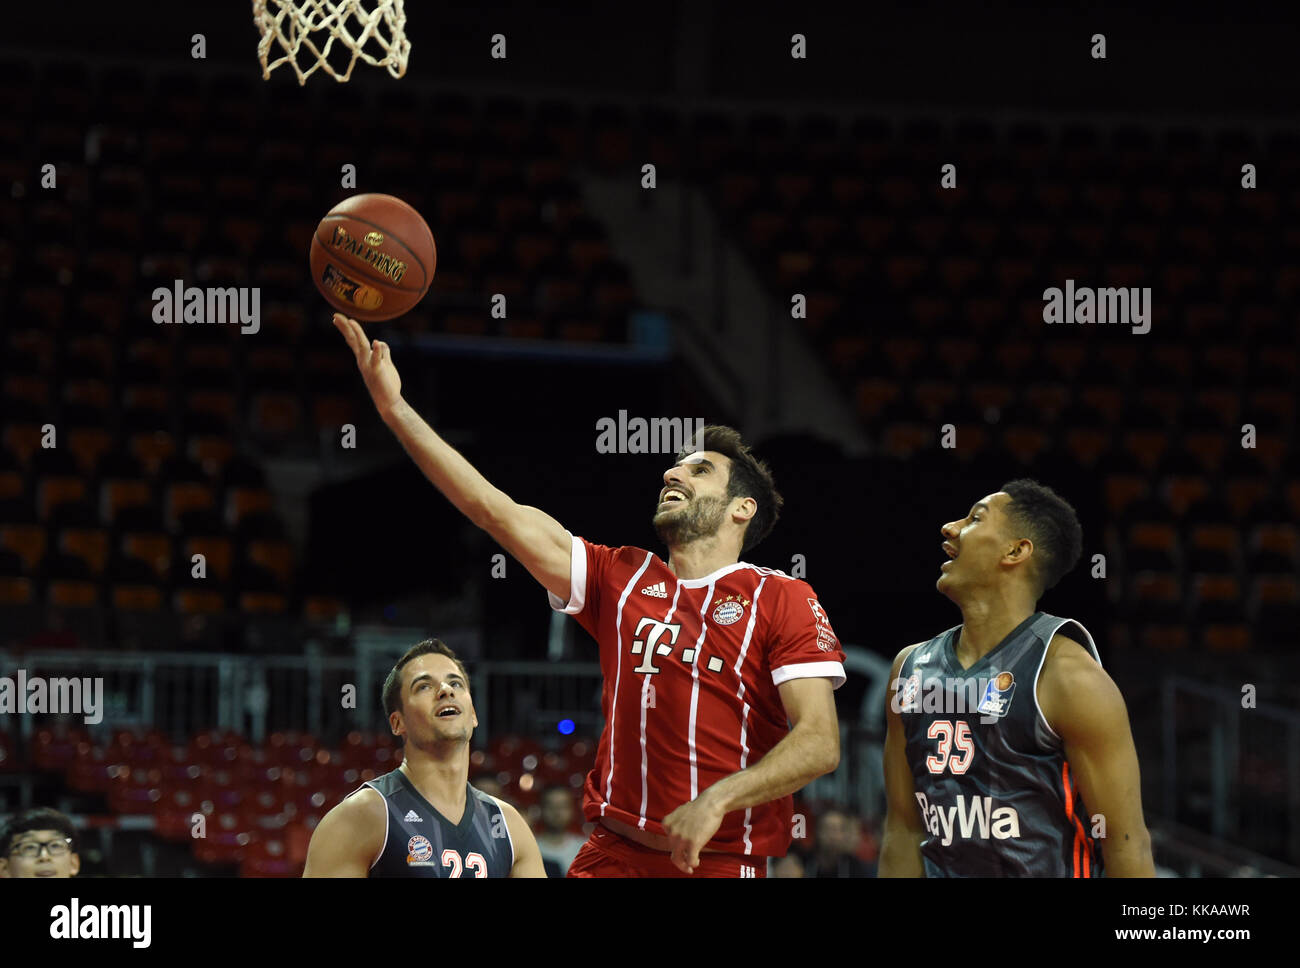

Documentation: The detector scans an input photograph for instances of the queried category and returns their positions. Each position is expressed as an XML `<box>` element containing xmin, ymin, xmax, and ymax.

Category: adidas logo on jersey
<box><xmin>914</xmin><ymin>792</ymin><xmax>1021</xmax><ymax>847</ymax></box>
<box><xmin>404</xmin><ymin>810</ymin><xmax>423</xmax><ymax>823</ymax></box>
<box><xmin>640</xmin><ymin>581</ymin><xmax>668</xmax><ymax>598</ymax></box>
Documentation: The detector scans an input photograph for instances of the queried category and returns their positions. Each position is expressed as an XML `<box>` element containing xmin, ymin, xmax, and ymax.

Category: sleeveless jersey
<box><xmin>897</xmin><ymin>611</ymin><xmax>1105</xmax><ymax>877</ymax></box>
<box><xmin>357</xmin><ymin>769</ymin><xmax>514</xmax><ymax>878</ymax></box>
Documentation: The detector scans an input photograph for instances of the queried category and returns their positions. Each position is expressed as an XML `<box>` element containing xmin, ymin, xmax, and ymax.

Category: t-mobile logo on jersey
<box><xmin>630</xmin><ymin>617</ymin><xmax>681</xmax><ymax>674</ymax></box>
<box><xmin>914</xmin><ymin>792</ymin><xmax>1021</xmax><ymax>847</ymax></box>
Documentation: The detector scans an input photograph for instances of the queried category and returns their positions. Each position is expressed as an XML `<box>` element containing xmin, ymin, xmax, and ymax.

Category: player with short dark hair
<box><xmin>0</xmin><ymin>807</ymin><xmax>81</xmax><ymax>878</ymax></box>
<box><xmin>880</xmin><ymin>481</ymin><xmax>1154</xmax><ymax>877</ymax></box>
<box><xmin>304</xmin><ymin>639</ymin><xmax>545</xmax><ymax>877</ymax></box>
<box><xmin>335</xmin><ymin>315</ymin><xmax>845</xmax><ymax>877</ymax></box>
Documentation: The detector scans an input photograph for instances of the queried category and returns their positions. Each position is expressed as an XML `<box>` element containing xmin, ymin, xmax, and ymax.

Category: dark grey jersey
<box><xmin>898</xmin><ymin>611</ymin><xmax>1105</xmax><ymax>877</ymax></box>
<box><xmin>356</xmin><ymin>769</ymin><xmax>515</xmax><ymax>878</ymax></box>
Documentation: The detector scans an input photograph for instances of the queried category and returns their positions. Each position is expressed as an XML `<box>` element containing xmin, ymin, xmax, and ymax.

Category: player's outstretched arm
<box><xmin>879</xmin><ymin>643</ymin><xmax>928</xmax><ymax>877</ymax></box>
<box><xmin>334</xmin><ymin>313</ymin><xmax>572</xmax><ymax>603</ymax></box>
<box><xmin>495</xmin><ymin>800</ymin><xmax>547</xmax><ymax>878</ymax></box>
<box><xmin>1038</xmin><ymin>636</ymin><xmax>1155</xmax><ymax>877</ymax></box>
<box><xmin>302</xmin><ymin>788</ymin><xmax>387</xmax><ymax>877</ymax></box>
<box><xmin>663</xmin><ymin>676</ymin><xmax>839</xmax><ymax>874</ymax></box>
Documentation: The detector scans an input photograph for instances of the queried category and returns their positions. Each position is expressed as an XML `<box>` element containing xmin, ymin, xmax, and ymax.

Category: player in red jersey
<box><xmin>335</xmin><ymin>313</ymin><xmax>845</xmax><ymax>877</ymax></box>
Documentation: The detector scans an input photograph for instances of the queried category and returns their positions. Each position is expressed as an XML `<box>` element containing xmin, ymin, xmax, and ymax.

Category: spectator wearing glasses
<box><xmin>0</xmin><ymin>808</ymin><xmax>81</xmax><ymax>878</ymax></box>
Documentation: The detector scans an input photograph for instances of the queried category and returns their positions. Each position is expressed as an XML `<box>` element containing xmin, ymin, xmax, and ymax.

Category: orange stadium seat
<box><xmin>184</xmin><ymin>536</ymin><xmax>233</xmax><ymax>583</ymax></box>
<box><xmin>239</xmin><ymin>591</ymin><xmax>288</xmax><ymax>615</ymax></box>
<box><xmin>128</xmin><ymin>431</ymin><xmax>176</xmax><ymax>476</ymax></box>
<box><xmin>36</xmin><ymin>476</ymin><xmax>87</xmax><ymax>519</ymax></box>
<box><xmin>100</xmin><ymin>479</ymin><xmax>153</xmax><ymax>521</ymax></box>
<box><xmin>0</xmin><ymin>524</ymin><xmax>46</xmax><ymax>571</ymax></box>
<box><xmin>58</xmin><ymin>527</ymin><xmax>109</xmax><ymax>574</ymax></box>
<box><xmin>48</xmin><ymin>579</ymin><xmax>99</xmax><ymax>608</ymax></box>
<box><xmin>165</xmin><ymin>482</ymin><xmax>216</xmax><ymax>529</ymax></box>
<box><xmin>0</xmin><ymin>576</ymin><xmax>34</xmax><ymax>605</ymax></box>
<box><xmin>66</xmin><ymin>426</ymin><xmax>114</xmax><ymax>475</ymax></box>
<box><xmin>0</xmin><ymin>467</ymin><xmax>24</xmax><ymax>501</ymax></box>
<box><xmin>2</xmin><ymin>423</ymin><xmax>44</xmax><ymax>466</ymax></box>
<box><xmin>121</xmin><ymin>532</ymin><xmax>171</xmax><ymax>579</ymax></box>
<box><xmin>174</xmin><ymin>588</ymin><xmax>225</xmax><ymax>614</ymax></box>
<box><xmin>225</xmin><ymin>487</ymin><xmax>273</xmax><ymax>525</ymax></box>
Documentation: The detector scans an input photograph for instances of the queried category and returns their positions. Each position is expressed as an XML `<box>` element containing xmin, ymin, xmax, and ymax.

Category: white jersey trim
<box><xmin>602</xmin><ymin>551</ymin><xmax>655</xmax><ymax>817</ymax></box>
<box><xmin>547</xmin><ymin>532</ymin><xmax>588</xmax><ymax>615</ymax></box>
<box><xmin>1033</xmin><ymin>616</ymin><xmax>1102</xmax><ymax>742</ymax></box>
<box><xmin>358</xmin><ymin>781</ymin><xmax>388</xmax><ymax>872</ymax></box>
<box><xmin>489</xmin><ymin>795</ymin><xmax>516</xmax><ymax>871</ymax></box>
<box><xmin>771</xmin><ymin>660</ymin><xmax>847</xmax><ymax>690</ymax></box>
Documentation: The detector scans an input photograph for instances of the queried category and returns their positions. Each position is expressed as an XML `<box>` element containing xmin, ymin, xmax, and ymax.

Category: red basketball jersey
<box><xmin>548</xmin><ymin>533</ymin><xmax>847</xmax><ymax>857</ymax></box>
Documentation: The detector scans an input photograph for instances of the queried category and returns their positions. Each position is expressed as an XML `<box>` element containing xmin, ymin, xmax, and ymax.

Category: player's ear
<box><xmin>69</xmin><ymin>853</ymin><xmax>81</xmax><ymax>877</ymax></box>
<box><xmin>390</xmin><ymin>709</ymin><xmax>405</xmax><ymax>739</ymax></box>
<box><xmin>733</xmin><ymin>496</ymin><xmax>757</xmax><ymax>522</ymax></box>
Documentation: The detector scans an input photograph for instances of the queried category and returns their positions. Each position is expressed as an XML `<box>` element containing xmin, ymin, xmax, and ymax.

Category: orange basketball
<box><xmin>309</xmin><ymin>193</ymin><xmax>437</xmax><ymax>322</ymax></box>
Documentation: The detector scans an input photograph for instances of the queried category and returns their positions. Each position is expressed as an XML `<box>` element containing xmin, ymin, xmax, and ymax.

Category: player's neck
<box><xmin>400</xmin><ymin>746</ymin><xmax>470</xmax><ymax>818</ymax></box>
<box><xmin>665</xmin><ymin>536</ymin><xmax>739</xmax><ymax>581</ymax></box>
<box><xmin>955</xmin><ymin>593</ymin><xmax>1036</xmax><ymax>666</ymax></box>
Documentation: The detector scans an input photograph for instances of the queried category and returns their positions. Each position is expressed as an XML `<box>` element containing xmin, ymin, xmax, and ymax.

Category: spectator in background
<box><xmin>771</xmin><ymin>853</ymin><xmax>806</xmax><ymax>878</ymax></box>
<box><xmin>535</xmin><ymin>785</ymin><xmax>585</xmax><ymax>877</ymax></box>
<box><xmin>804</xmin><ymin>808</ymin><xmax>875</xmax><ymax>878</ymax></box>
<box><xmin>0</xmin><ymin>807</ymin><xmax>81</xmax><ymax>878</ymax></box>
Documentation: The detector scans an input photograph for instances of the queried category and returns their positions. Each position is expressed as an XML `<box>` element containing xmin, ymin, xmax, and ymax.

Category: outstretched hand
<box><xmin>333</xmin><ymin>312</ymin><xmax>402</xmax><ymax>415</ymax></box>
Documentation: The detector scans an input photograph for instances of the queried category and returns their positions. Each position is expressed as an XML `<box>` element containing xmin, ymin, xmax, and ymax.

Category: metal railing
<box><xmin>1161</xmin><ymin>674</ymin><xmax>1300</xmax><ymax>866</ymax></box>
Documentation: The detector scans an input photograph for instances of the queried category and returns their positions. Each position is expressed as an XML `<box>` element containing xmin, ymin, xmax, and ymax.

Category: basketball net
<box><xmin>251</xmin><ymin>0</ymin><xmax>410</xmax><ymax>84</ymax></box>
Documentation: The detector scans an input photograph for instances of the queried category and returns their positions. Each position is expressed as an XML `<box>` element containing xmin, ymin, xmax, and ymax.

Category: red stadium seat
<box><xmin>240</xmin><ymin>837</ymin><xmax>299</xmax><ymax>877</ymax></box>
<box><xmin>192</xmin><ymin>813</ymin><xmax>256</xmax><ymax>867</ymax></box>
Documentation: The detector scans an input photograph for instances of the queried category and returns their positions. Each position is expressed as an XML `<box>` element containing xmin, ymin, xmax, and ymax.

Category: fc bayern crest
<box><xmin>406</xmin><ymin>835</ymin><xmax>433</xmax><ymax>863</ymax></box>
<box><xmin>712</xmin><ymin>595</ymin><xmax>748</xmax><ymax>626</ymax></box>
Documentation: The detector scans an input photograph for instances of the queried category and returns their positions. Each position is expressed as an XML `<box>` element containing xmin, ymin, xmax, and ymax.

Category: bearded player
<box><xmin>334</xmin><ymin>313</ymin><xmax>844</xmax><ymax>877</ymax></box>
<box><xmin>880</xmin><ymin>481</ymin><xmax>1154</xmax><ymax>877</ymax></box>
<box><xmin>304</xmin><ymin>639</ymin><xmax>545</xmax><ymax>877</ymax></box>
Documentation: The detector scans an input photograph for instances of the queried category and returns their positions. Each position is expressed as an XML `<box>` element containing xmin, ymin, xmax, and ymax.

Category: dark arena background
<box><xmin>0</xmin><ymin>0</ymin><xmax>1296</xmax><ymax>934</ymax></box>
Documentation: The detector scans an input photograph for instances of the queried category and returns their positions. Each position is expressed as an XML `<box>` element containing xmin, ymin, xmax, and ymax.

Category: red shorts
<box><xmin>566</xmin><ymin>827</ymin><xmax>767</xmax><ymax>878</ymax></box>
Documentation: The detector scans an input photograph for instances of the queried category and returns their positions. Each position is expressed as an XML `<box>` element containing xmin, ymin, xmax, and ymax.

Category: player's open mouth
<box><xmin>435</xmin><ymin>705</ymin><xmax>461</xmax><ymax>718</ymax></box>
<box><xmin>659</xmin><ymin>488</ymin><xmax>688</xmax><ymax>505</ymax></box>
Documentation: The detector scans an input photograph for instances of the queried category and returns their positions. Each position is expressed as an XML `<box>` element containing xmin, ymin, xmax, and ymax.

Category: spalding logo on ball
<box><xmin>310</xmin><ymin>193</ymin><xmax>437</xmax><ymax>322</ymax></box>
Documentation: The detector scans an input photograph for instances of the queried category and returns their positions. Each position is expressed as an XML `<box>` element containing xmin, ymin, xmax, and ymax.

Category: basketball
<box><xmin>309</xmin><ymin>193</ymin><xmax>437</xmax><ymax>322</ymax></box>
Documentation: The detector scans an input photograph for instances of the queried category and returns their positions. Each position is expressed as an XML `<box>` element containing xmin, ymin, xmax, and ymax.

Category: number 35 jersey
<box><xmin>898</xmin><ymin>611</ymin><xmax>1105</xmax><ymax>877</ymax></box>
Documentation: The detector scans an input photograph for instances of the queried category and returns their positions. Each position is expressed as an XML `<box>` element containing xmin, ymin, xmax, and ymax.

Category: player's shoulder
<box><xmin>323</xmin><ymin>783</ymin><xmax>387</xmax><ymax>834</ymax></box>
<box><xmin>1043</xmin><ymin>631</ymin><xmax>1101</xmax><ymax>672</ymax></box>
<box><xmin>890</xmin><ymin>641</ymin><xmax>927</xmax><ymax>676</ymax></box>
<box><xmin>1040</xmin><ymin>631</ymin><xmax>1116</xmax><ymax>704</ymax></box>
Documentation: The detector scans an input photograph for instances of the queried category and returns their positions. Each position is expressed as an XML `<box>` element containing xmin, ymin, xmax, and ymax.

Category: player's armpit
<box><xmin>498</xmin><ymin>801</ymin><xmax>547</xmax><ymax>878</ymax></box>
<box><xmin>1039</xmin><ymin>637</ymin><xmax>1155</xmax><ymax>877</ymax></box>
<box><xmin>302</xmin><ymin>789</ymin><xmax>386</xmax><ymax>878</ymax></box>
<box><xmin>879</xmin><ymin>643</ymin><xmax>927</xmax><ymax>878</ymax></box>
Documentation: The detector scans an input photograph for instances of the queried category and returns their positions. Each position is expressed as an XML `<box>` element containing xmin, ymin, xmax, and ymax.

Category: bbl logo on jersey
<box><xmin>407</xmin><ymin>835</ymin><xmax>433</xmax><ymax>864</ymax></box>
<box><xmin>711</xmin><ymin>594</ymin><xmax>748</xmax><ymax>626</ymax></box>
<box><xmin>977</xmin><ymin>671</ymin><xmax>1016</xmax><ymax>719</ymax></box>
